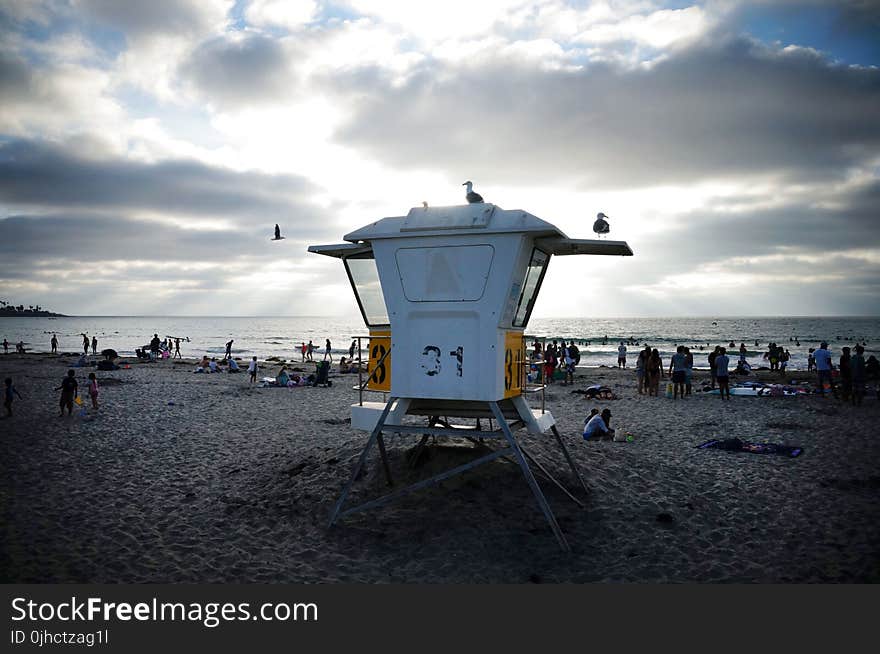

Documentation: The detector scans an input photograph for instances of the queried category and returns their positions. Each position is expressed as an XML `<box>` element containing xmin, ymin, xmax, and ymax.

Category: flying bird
<box><xmin>462</xmin><ymin>181</ymin><xmax>484</xmax><ymax>204</ymax></box>
<box><xmin>272</xmin><ymin>224</ymin><xmax>285</xmax><ymax>241</ymax></box>
<box><xmin>592</xmin><ymin>212</ymin><xmax>610</xmax><ymax>237</ymax></box>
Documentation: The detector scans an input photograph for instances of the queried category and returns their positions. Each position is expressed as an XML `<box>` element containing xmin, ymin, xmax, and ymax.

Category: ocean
<box><xmin>2</xmin><ymin>315</ymin><xmax>878</xmax><ymax>371</ymax></box>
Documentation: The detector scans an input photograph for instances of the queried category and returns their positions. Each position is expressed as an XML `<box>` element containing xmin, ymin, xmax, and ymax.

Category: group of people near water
<box><xmin>529</xmin><ymin>340</ymin><xmax>581</xmax><ymax>385</ymax></box>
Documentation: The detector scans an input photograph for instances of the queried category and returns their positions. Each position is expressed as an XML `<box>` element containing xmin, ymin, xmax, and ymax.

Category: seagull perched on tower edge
<box><xmin>592</xmin><ymin>212</ymin><xmax>610</xmax><ymax>238</ymax></box>
<box><xmin>462</xmin><ymin>181</ymin><xmax>484</xmax><ymax>204</ymax></box>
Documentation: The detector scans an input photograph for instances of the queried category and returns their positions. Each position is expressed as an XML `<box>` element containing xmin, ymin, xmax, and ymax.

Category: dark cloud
<box><xmin>0</xmin><ymin>212</ymin><xmax>260</xmax><ymax>262</ymax></box>
<box><xmin>77</xmin><ymin>0</ymin><xmax>226</xmax><ymax>41</ymax></box>
<box><xmin>179</xmin><ymin>33</ymin><xmax>297</xmax><ymax>107</ymax></box>
<box><xmin>0</xmin><ymin>138</ymin><xmax>322</xmax><ymax>222</ymax></box>
<box><xmin>0</xmin><ymin>52</ymin><xmax>30</xmax><ymax>94</ymax></box>
<box><xmin>326</xmin><ymin>36</ymin><xmax>880</xmax><ymax>188</ymax></box>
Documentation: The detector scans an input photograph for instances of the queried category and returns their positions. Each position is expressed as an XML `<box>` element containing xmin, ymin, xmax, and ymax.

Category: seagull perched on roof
<box><xmin>272</xmin><ymin>224</ymin><xmax>285</xmax><ymax>241</ymax></box>
<box><xmin>592</xmin><ymin>212</ymin><xmax>610</xmax><ymax>238</ymax></box>
<box><xmin>462</xmin><ymin>181</ymin><xmax>484</xmax><ymax>204</ymax></box>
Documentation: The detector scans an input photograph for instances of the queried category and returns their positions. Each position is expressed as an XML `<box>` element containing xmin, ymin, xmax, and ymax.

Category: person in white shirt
<box><xmin>814</xmin><ymin>342</ymin><xmax>834</xmax><ymax>396</ymax></box>
<box><xmin>583</xmin><ymin>409</ymin><xmax>614</xmax><ymax>440</ymax></box>
<box><xmin>617</xmin><ymin>342</ymin><xmax>627</xmax><ymax>368</ymax></box>
<box><xmin>247</xmin><ymin>356</ymin><xmax>258</xmax><ymax>384</ymax></box>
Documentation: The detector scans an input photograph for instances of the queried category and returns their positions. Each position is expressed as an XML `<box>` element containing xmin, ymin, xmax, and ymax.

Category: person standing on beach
<box><xmin>715</xmin><ymin>347</ymin><xmax>731</xmax><ymax>400</ymax></box>
<box><xmin>301</xmin><ymin>342</ymin><xmax>307</xmax><ymax>362</ymax></box>
<box><xmin>55</xmin><ymin>369</ymin><xmax>78</xmax><ymax>417</ymax></box>
<box><xmin>4</xmin><ymin>377</ymin><xmax>23</xmax><ymax>417</ymax></box>
<box><xmin>617</xmin><ymin>342</ymin><xmax>627</xmax><ymax>368</ymax></box>
<box><xmin>563</xmin><ymin>344</ymin><xmax>575</xmax><ymax>385</ymax></box>
<box><xmin>708</xmin><ymin>346</ymin><xmax>720</xmax><ymax>390</ymax></box>
<box><xmin>324</xmin><ymin>339</ymin><xmax>333</xmax><ymax>362</ymax></box>
<box><xmin>668</xmin><ymin>345</ymin><xmax>687</xmax><ymax>400</ymax></box>
<box><xmin>647</xmin><ymin>348</ymin><xmax>663</xmax><ymax>396</ymax></box>
<box><xmin>225</xmin><ymin>339</ymin><xmax>234</xmax><ymax>360</ymax></box>
<box><xmin>814</xmin><ymin>341</ymin><xmax>834</xmax><ymax>397</ymax></box>
<box><xmin>635</xmin><ymin>346</ymin><xmax>649</xmax><ymax>394</ymax></box>
<box><xmin>50</xmin><ymin>334</ymin><xmax>58</xmax><ymax>354</ymax></box>
<box><xmin>82</xmin><ymin>333</ymin><xmax>89</xmax><ymax>355</ymax></box>
<box><xmin>248</xmin><ymin>356</ymin><xmax>258</xmax><ymax>384</ymax></box>
<box><xmin>839</xmin><ymin>347</ymin><xmax>852</xmax><ymax>402</ymax></box>
<box><xmin>307</xmin><ymin>340</ymin><xmax>314</xmax><ymax>362</ymax></box>
<box><xmin>851</xmin><ymin>345</ymin><xmax>866</xmax><ymax>406</ymax></box>
<box><xmin>174</xmin><ymin>338</ymin><xmax>182</xmax><ymax>359</ymax></box>
<box><xmin>349</xmin><ymin>339</ymin><xmax>357</xmax><ymax>360</ymax></box>
<box><xmin>91</xmin><ymin>336</ymin><xmax>98</xmax><ymax>356</ymax></box>
<box><xmin>2</xmin><ymin>338</ymin><xmax>8</xmax><ymax>354</ymax></box>
<box><xmin>149</xmin><ymin>334</ymin><xmax>160</xmax><ymax>362</ymax></box>
<box><xmin>87</xmin><ymin>372</ymin><xmax>99</xmax><ymax>410</ymax></box>
<box><xmin>684</xmin><ymin>346</ymin><xmax>694</xmax><ymax>396</ymax></box>
<box><xmin>543</xmin><ymin>346</ymin><xmax>557</xmax><ymax>384</ymax></box>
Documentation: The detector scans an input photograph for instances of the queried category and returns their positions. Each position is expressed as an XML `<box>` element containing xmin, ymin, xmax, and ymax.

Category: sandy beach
<box><xmin>2</xmin><ymin>352</ymin><xmax>878</xmax><ymax>583</ymax></box>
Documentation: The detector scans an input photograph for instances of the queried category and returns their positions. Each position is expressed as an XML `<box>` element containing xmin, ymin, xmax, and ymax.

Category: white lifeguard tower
<box><xmin>309</xmin><ymin>203</ymin><xmax>632</xmax><ymax>550</ymax></box>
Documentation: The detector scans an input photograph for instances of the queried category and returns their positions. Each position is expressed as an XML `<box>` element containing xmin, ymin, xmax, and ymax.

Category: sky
<box><xmin>0</xmin><ymin>0</ymin><xmax>878</xmax><ymax>318</ymax></box>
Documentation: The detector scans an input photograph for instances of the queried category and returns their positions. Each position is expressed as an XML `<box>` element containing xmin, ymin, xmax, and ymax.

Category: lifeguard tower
<box><xmin>309</xmin><ymin>203</ymin><xmax>632</xmax><ymax>550</ymax></box>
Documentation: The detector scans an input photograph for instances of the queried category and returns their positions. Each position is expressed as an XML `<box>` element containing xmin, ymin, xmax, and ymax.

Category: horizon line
<box><xmin>3</xmin><ymin>314</ymin><xmax>879</xmax><ymax>320</ymax></box>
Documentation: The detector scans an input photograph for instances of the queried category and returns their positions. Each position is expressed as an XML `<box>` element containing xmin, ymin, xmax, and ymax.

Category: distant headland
<box><xmin>0</xmin><ymin>301</ymin><xmax>67</xmax><ymax>317</ymax></box>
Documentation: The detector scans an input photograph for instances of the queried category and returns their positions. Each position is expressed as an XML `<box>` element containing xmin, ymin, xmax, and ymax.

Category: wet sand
<box><xmin>2</xmin><ymin>353</ymin><xmax>878</xmax><ymax>583</ymax></box>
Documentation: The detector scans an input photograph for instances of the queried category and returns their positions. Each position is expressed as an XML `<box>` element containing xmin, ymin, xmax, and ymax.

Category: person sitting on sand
<box><xmin>228</xmin><ymin>358</ymin><xmax>240</xmax><ymax>373</ymax></box>
<box><xmin>55</xmin><ymin>369</ymin><xmax>78</xmax><ymax>417</ymax></box>
<box><xmin>276</xmin><ymin>366</ymin><xmax>290</xmax><ymax>386</ymax></box>
<box><xmin>208</xmin><ymin>357</ymin><xmax>220</xmax><ymax>373</ymax></box>
<box><xmin>339</xmin><ymin>357</ymin><xmax>351</xmax><ymax>373</ymax></box>
<box><xmin>583</xmin><ymin>408</ymin><xmax>614</xmax><ymax>441</ymax></box>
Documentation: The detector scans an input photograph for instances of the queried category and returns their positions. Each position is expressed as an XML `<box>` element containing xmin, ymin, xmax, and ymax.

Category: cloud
<box><xmin>76</xmin><ymin>0</ymin><xmax>233</xmax><ymax>42</ymax></box>
<box><xmin>179</xmin><ymin>32</ymin><xmax>298</xmax><ymax>108</ymax></box>
<box><xmin>245</xmin><ymin>0</ymin><xmax>318</xmax><ymax>31</ymax></box>
<box><xmin>326</xmin><ymin>35</ymin><xmax>880</xmax><ymax>188</ymax></box>
<box><xmin>0</xmin><ymin>138</ymin><xmax>325</xmax><ymax>222</ymax></box>
<box><xmin>0</xmin><ymin>51</ymin><xmax>124</xmax><ymax>138</ymax></box>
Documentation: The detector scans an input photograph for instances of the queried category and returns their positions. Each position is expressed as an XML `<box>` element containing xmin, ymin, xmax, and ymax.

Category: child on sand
<box><xmin>87</xmin><ymin>372</ymin><xmax>99</xmax><ymax>410</ymax></box>
<box><xmin>55</xmin><ymin>369</ymin><xmax>78</xmax><ymax>417</ymax></box>
<box><xmin>248</xmin><ymin>356</ymin><xmax>258</xmax><ymax>384</ymax></box>
<box><xmin>4</xmin><ymin>377</ymin><xmax>23</xmax><ymax>417</ymax></box>
<box><xmin>583</xmin><ymin>409</ymin><xmax>614</xmax><ymax>441</ymax></box>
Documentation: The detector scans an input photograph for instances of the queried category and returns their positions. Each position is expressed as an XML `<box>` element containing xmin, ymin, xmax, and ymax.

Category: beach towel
<box><xmin>696</xmin><ymin>438</ymin><xmax>803</xmax><ymax>458</ymax></box>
